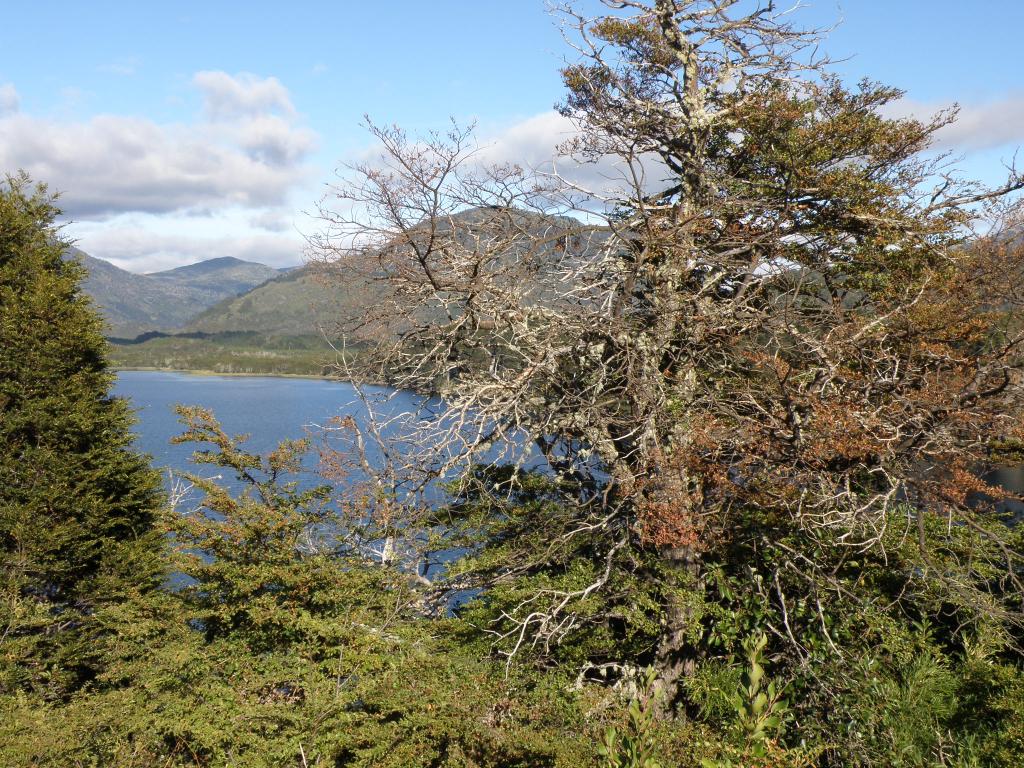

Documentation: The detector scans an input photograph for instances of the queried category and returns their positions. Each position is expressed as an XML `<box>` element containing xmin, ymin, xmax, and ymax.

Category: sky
<box><xmin>1</xmin><ymin>0</ymin><xmax>1022</xmax><ymax>273</ymax></box>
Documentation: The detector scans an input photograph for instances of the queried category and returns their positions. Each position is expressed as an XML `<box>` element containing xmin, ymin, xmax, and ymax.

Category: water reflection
<box><xmin>982</xmin><ymin>466</ymin><xmax>1024</xmax><ymax>524</ymax></box>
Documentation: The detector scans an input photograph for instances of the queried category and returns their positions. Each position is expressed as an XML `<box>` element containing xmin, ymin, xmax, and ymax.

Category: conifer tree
<box><xmin>0</xmin><ymin>172</ymin><xmax>164</xmax><ymax>695</ymax></box>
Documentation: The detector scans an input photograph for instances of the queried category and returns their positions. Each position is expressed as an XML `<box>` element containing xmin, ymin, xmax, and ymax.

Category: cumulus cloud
<box><xmin>194</xmin><ymin>70</ymin><xmax>294</xmax><ymax>119</ymax></box>
<box><xmin>77</xmin><ymin>226</ymin><xmax>302</xmax><ymax>273</ymax></box>
<box><xmin>249</xmin><ymin>208</ymin><xmax>294</xmax><ymax>232</ymax></box>
<box><xmin>0</xmin><ymin>112</ymin><xmax>312</xmax><ymax>217</ymax></box>
<box><xmin>475</xmin><ymin>110</ymin><xmax>669</xmax><ymax>202</ymax></box>
<box><xmin>476</xmin><ymin>111</ymin><xmax>579</xmax><ymax>168</ymax></box>
<box><xmin>0</xmin><ymin>83</ymin><xmax>19</xmax><ymax>116</ymax></box>
<box><xmin>233</xmin><ymin>114</ymin><xmax>315</xmax><ymax>166</ymax></box>
<box><xmin>883</xmin><ymin>93</ymin><xmax>1024</xmax><ymax>152</ymax></box>
<box><xmin>0</xmin><ymin>72</ymin><xmax>316</xmax><ymax>219</ymax></box>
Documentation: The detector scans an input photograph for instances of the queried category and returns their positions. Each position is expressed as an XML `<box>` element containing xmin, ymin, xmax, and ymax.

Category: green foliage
<box><xmin>109</xmin><ymin>331</ymin><xmax>354</xmax><ymax>377</ymax></box>
<box><xmin>5</xmin><ymin>0</ymin><xmax>1024</xmax><ymax>760</ymax></box>
<box><xmin>0</xmin><ymin>172</ymin><xmax>164</xmax><ymax>698</ymax></box>
<box><xmin>597</xmin><ymin>673</ymin><xmax>664</xmax><ymax>768</ymax></box>
<box><xmin>166</xmin><ymin>405</ymin><xmax>369</xmax><ymax>648</ymax></box>
<box><xmin>446</xmin><ymin>467</ymin><xmax>672</xmax><ymax>674</ymax></box>
<box><xmin>699</xmin><ymin>633</ymin><xmax>804</xmax><ymax>768</ymax></box>
<box><xmin>728</xmin><ymin>633</ymin><xmax>788</xmax><ymax>754</ymax></box>
<box><xmin>451</xmin><ymin>465</ymin><xmax>1024</xmax><ymax>766</ymax></box>
<box><xmin>2</xmin><ymin>408</ymin><xmax>609</xmax><ymax>766</ymax></box>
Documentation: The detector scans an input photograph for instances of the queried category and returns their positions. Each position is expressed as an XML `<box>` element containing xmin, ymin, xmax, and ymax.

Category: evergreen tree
<box><xmin>0</xmin><ymin>172</ymin><xmax>164</xmax><ymax>696</ymax></box>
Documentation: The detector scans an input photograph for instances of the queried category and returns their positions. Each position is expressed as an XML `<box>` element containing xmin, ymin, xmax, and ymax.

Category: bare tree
<box><xmin>311</xmin><ymin>0</ymin><xmax>1024</xmax><ymax>706</ymax></box>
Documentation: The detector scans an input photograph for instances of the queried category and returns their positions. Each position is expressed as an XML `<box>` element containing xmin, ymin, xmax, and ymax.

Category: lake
<box><xmin>113</xmin><ymin>370</ymin><xmax>423</xmax><ymax>483</ymax></box>
<box><xmin>114</xmin><ymin>370</ymin><xmax>509</xmax><ymax>596</ymax></box>
<box><xmin>113</xmin><ymin>370</ymin><xmax>1024</xmax><ymax>520</ymax></box>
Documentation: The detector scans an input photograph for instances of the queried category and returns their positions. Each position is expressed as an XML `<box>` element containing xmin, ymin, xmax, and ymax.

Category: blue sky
<box><xmin>1</xmin><ymin>1</ymin><xmax>1022</xmax><ymax>271</ymax></box>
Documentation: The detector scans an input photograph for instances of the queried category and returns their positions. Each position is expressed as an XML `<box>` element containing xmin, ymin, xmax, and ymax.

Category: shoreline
<box><xmin>114</xmin><ymin>365</ymin><xmax>337</xmax><ymax>382</ymax></box>
<box><xmin>114</xmin><ymin>366</ymin><xmax>393</xmax><ymax>388</ymax></box>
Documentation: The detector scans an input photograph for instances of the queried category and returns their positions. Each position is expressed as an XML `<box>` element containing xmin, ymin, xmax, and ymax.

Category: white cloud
<box><xmin>0</xmin><ymin>72</ymin><xmax>317</xmax><ymax>220</ymax></box>
<box><xmin>0</xmin><ymin>72</ymin><xmax>317</xmax><ymax>271</ymax></box>
<box><xmin>475</xmin><ymin>110</ymin><xmax>669</xmax><ymax>201</ymax></box>
<box><xmin>476</xmin><ymin>111</ymin><xmax>576</xmax><ymax>169</ymax></box>
<box><xmin>193</xmin><ymin>70</ymin><xmax>294</xmax><ymax>119</ymax></box>
<box><xmin>75</xmin><ymin>223</ymin><xmax>302</xmax><ymax>273</ymax></box>
<box><xmin>0</xmin><ymin>83</ymin><xmax>19</xmax><ymax>116</ymax></box>
<box><xmin>0</xmin><ymin>112</ymin><xmax>311</xmax><ymax>217</ymax></box>
<box><xmin>233</xmin><ymin>114</ymin><xmax>316</xmax><ymax>166</ymax></box>
<box><xmin>248</xmin><ymin>208</ymin><xmax>294</xmax><ymax>232</ymax></box>
<box><xmin>883</xmin><ymin>93</ymin><xmax>1024</xmax><ymax>152</ymax></box>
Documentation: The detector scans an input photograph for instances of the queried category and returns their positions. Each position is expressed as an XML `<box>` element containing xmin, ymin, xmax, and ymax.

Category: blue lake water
<box><xmin>115</xmin><ymin>370</ymin><xmax>1024</xmax><ymax>520</ymax></box>
<box><xmin>112</xmin><ymin>370</ymin><xmax>421</xmax><ymax>482</ymax></box>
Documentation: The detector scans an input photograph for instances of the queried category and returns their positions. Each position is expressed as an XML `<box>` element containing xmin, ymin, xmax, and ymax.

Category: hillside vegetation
<box><xmin>99</xmin><ymin>264</ymin><xmax>371</xmax><ymax>376</ymax></box>
<box><xmin>185</xmin><ymin>266</ymin><xmax>356</xmax><ymax>336</ymax></box>
<box><xmin>107</xmin><ymin>331</ymin><xmax>354</xmax><ymax>376</ymax></box>
<box><xmin>75</xmin><ymin>249</ymin><xmax>283</xmax><ymax>337</ymax></box>
<box><xmin>99</xmin><ymin>209</ymin><xmax>598</xmax><ymax>376</ymax></box>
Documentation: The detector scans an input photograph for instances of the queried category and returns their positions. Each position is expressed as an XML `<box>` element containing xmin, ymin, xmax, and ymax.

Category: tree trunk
<box><xmin>650</xmin><ymin>543</ymin><xmax>701</xmax><ymax>711</ymax></box>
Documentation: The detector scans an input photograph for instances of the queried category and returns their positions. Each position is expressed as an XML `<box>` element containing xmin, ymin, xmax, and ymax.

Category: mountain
<box><xmin>185</xmin><ymin>264</ymin><xmax>362</xmax><ymax>337</ymax></box>
<box><xmin>185</xmin><ymin>208</ymin><xmax>609</xmax><ymax>339</ymax></box>
<box><xmin>148</xmin><ymin>256</ymin><xmax>281</xmax><ymax>297</ymax></box>
<box><xmin>72</xmin><ymin>249</ymin><xmax>284</xmax><ymax>337</ymax></box>
<box><xmin>104</xmin><ymin>208</ymin><xmax>612</xmax><ymax>376</ymax></box>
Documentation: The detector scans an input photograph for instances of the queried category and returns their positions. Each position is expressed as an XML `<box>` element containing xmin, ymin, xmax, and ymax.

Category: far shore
<box><xmin>115</xmin><ymin>365</ymin><xmax>337</xmax><ymax>382</ymax></box>
<box><xmin>114</xmin><ymin>366</ymin><xmax>395</xmax><ymax>388</ymax></box>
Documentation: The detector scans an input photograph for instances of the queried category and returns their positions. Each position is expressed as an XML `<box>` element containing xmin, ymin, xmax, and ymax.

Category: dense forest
<box><xmin>4</xmin><ymin>1</ymin><xmax>1024</xmax><ymax>766</ymax></box>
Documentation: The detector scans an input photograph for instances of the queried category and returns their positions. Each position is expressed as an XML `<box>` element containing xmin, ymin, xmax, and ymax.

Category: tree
<box><xmin>0</xmin><ymin>172</ymin><xmax>165</xmax><ymax>697</ymax></box>
<box><xmin>312</xmin><ymin>2</ymin><xmax>1024</xmax><ymax>762</ymax></box>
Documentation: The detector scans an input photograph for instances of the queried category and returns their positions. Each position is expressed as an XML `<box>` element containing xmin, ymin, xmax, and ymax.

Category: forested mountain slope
<box><xmin>183</xmin><ymin>265</ymin><xmax>352</xmax><ymax>337</ymax></box>
<box><xmin>72</xmin><ymin>248</ymin><xmax>282</xmax><ymax>337</ymax></box>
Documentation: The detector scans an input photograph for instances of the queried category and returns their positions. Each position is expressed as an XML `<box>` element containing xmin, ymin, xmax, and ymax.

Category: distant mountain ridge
<box><xmin>84</xmin><ymin>207</ymin><xmax>606</xmax><ymax>359</ymax></box>
<box><xmin>147</xmin><ymin>256</ymin><xmax>281</xmax><ymax>295</ymax></box>
<box><xmin>185</xmin><ymin>207</ymin><xmax>610</xmax><ymax>340</ymax></box>
<box><xmin>71</xmin><ymin>248</ymin><xmax>284</xmax><ymax>337</ymax></box>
